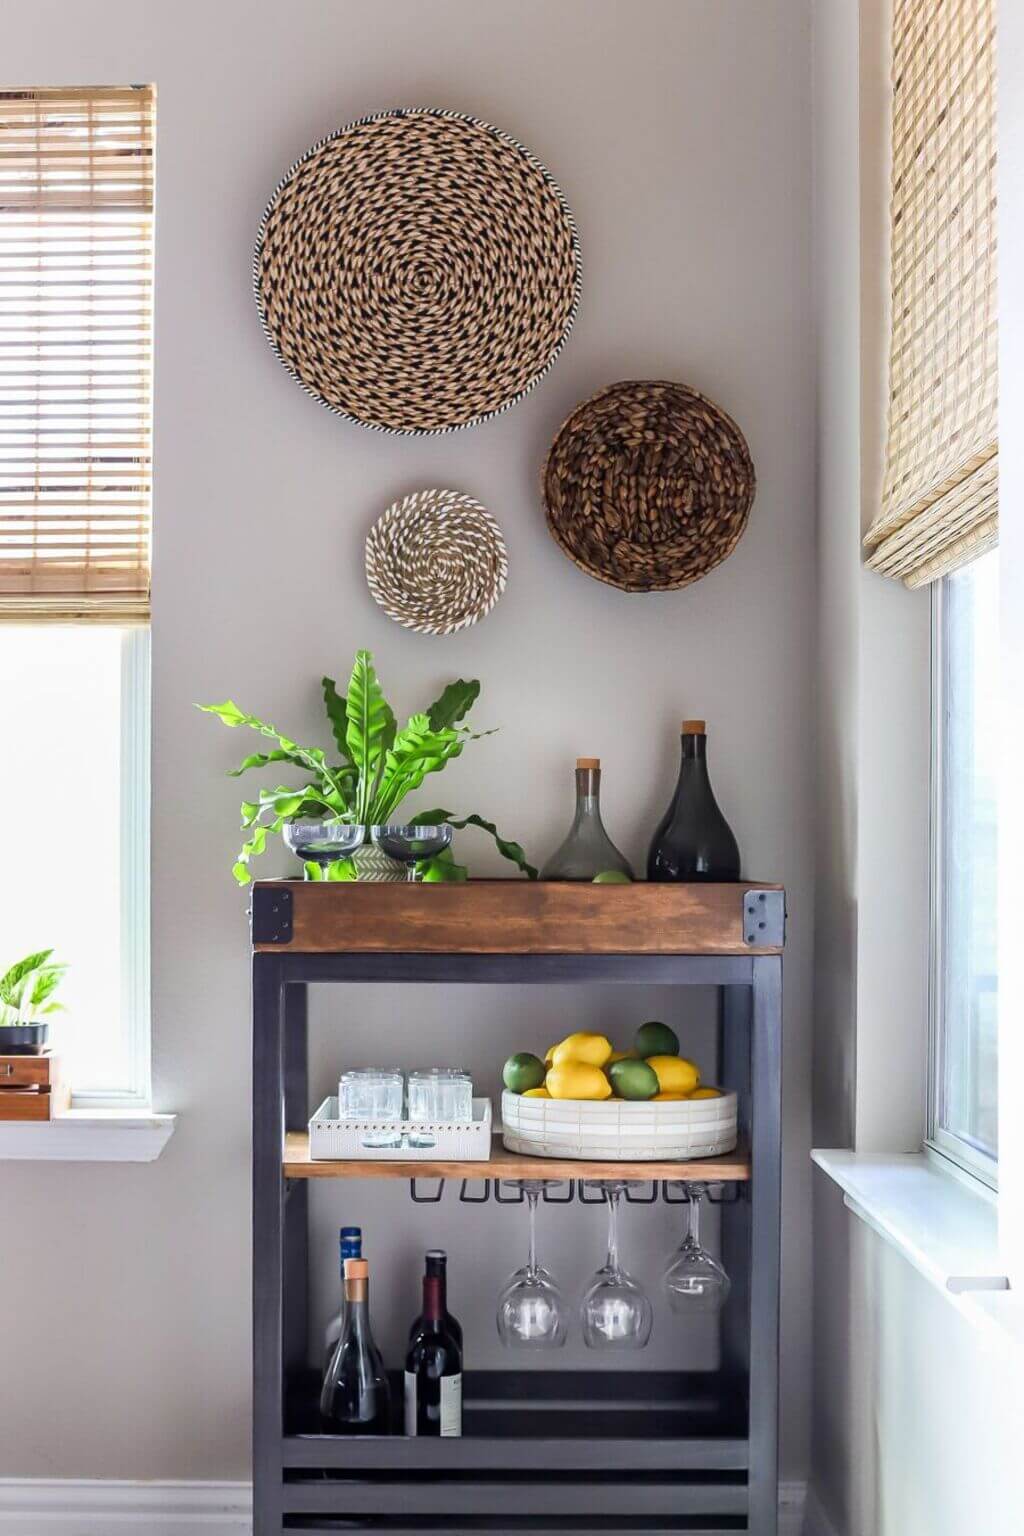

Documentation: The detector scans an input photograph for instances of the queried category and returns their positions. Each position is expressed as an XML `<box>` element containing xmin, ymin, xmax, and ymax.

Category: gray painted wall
<box><xmin>2</xmin><ymin>0</ymin><xmax>815</xmax><ymax>1481</ymax></box>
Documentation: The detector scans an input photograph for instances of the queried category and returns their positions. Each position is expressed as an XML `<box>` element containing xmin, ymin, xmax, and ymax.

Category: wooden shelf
<box><xmin>252</xmin><ymin>879</ymin><xmax>785</xmax><ymax>956</ymax></box>
<box><xmin>283</xmin><ymin>1131</ymin><xmax>750</xmax><ymax>1183</ymax></box>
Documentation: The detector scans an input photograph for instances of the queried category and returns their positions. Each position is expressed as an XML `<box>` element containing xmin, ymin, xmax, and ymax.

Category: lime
<box><xmin>634</xmin><ymin>1020</ymin><xmax>680</xmax><ymax>1058</ymax></box>
<box><xmin>502</xmin><ymin>1052</ymin><xmax>546</xmax><ymax>1094</ymax></box>
<box><xmin>608</xmin><ymin>1058</ymin><xmax>659</xmax><ymax>1101</ymax></box>
<box><xmin>593</xmin><ymin>870</ymin><xmax>632</xmax><ymax>883</ymax></box>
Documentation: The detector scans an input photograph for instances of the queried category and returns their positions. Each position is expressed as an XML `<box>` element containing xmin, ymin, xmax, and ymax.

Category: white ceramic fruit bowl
<box><xmin>500</xmin><ymin>1089</ymin><xmax>738</xmax><ymax>1161</ymax></box>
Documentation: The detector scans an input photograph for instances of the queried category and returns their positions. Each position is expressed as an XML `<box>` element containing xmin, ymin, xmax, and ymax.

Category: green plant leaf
<box><xmin>198</xmin><ymin>699</ymin><xmax>248</xmax><ymax>726</ymax></box>
<box><xmin>344</xmin><ymin>651</ymin><xmax>396</xmax><ymax>822</ymax></box>
<box><xmin>227</xmin><ymin>749</ymin><xmax>303</xmax><ymax>777</ymax></box>
<box><xmin>0</xmin><ymin>949</ymin><xmax>54</xmax><ymax>1004</ymax></box>
<box><xmin>425</xmin><ymin>679</ymin><xmax>480</xmax><ymax>732</ymax></box>
<box><xmin>370</xmin><ymin>717</ymin><xmax>466</xmax><ymax>823</ymax></box>
<box><xmin>28</xmin><ymin>966</ymin><xmax>66</xmax><ymax>1007</ymax></box>
<box><xmin>322</xmin><ymin>676</ymin><xmax>353</xmax><ymax>760</ymax></box>
<box><xmin>413</xmin><ymin>809</ymin><xmax>538</xmax><ymax>879</ymax></box>
<box><xmin>325</xmin><ymin>858</ymin><xmax>357</xmax><ymax>882</ymax></box>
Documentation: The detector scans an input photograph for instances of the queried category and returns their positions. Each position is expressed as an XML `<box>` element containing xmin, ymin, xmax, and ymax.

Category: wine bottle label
<box><xmin>440</xmin><ymin>1372</ymin><xmax>462</xmax><ymax>1437</ymax></box>
<box><xmin>403</xmin><ymin>1370</ymin><xmax>462</xmax><ymax>1436</ymax></box>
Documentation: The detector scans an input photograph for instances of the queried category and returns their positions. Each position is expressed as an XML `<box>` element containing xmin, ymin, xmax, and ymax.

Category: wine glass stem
<box><xmin>526</xmin><ymin>1188</ymin><xmax>539</xmax><ymax>1279</ymax></box>
<box><xmin>688</xmin><ymin>1186</ymin><xmax>704</xmax><ymax>1247</ymax></box>
<box><xmin>606</xmin><ymin>1186</ymin><xmax>621</xmax><ymax>1273</ymax></box>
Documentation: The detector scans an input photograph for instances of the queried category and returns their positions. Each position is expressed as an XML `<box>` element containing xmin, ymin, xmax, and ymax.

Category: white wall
<box><xmin>2</xmin><ymin>0</ymin><xmax>815</xmax><ymax>1483</ymax></box>
<box><xmin>810</xmin><ymin>4</ymin><xmax>1023</xmax><ymax>1533</ymax></box>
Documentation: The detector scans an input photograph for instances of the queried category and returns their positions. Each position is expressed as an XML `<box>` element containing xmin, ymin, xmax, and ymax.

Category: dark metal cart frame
<box><xmin>252</xmin><ymin>941</ymin><xmax>781</xmax><ymax>1536</ymax></box>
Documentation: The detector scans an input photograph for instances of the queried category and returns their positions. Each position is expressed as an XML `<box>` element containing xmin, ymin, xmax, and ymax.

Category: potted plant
<box><xmin>199</xmin><ymin>649</ymin><xmax>537</xmax><ymax>883</ymax></box>
<box><xmin>0</xmin><ymin>949</ymin><xmax>67</xmax><ymax>1053</ymax></box>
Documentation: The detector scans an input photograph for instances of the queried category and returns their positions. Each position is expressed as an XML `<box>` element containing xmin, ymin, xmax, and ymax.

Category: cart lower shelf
<box><xmin>277</xmin><ymin>1368</ymin><xmax>751</xmax><ymax>1527</ymax></box>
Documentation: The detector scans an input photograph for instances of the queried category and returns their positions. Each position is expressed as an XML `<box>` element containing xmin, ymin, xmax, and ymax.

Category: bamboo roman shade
<box><xmin>865</xmin><ymin>0</ymin><xmax>997</xmax><ymax>588</ymax></box>
<box><xmin>0</xmin><ymin>86</ymin><xmax>155</xmax><ymax>621</ymax></box>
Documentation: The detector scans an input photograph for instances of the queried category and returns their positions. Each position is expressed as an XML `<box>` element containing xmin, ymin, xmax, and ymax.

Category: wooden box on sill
<box><xmin>0</xmin><ymin>1050</ymin><xmax>70</xmax><ymax>1121</ymax></box>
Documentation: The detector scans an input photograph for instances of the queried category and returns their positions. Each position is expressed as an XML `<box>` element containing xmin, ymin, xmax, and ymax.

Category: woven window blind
<box><xmin>0</xmin><ymin>85</ymin><xmax>154</xmax><ymax>622</ymax></box>
<box><xmin>864</xmin><ymin>0</ymin><xmax>996</xmax><ymax>589</ymax></box>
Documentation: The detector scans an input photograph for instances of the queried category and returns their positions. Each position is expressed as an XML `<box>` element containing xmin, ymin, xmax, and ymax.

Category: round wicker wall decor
<box><xmin>254</xmin><ymin>108</ymin><xmax>582</xmax><ymax>436</ymax></box>
<box><xmin>542</xmin><ymin>381</ymin><xmax>756</xmax><ymax>593</ymax></box>
<box><xmin>365</xmin><ymin>489</ymin><xmax>508</xmax><ymax>635</ymax></box>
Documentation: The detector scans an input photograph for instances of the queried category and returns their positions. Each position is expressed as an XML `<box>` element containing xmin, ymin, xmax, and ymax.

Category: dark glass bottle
<box><xmin>404</xmin><ymin>1264</ymin><xmax>463</xmax><ymax>1437</ymax></box>
<box><xmin>540</xmin><ymin>758</ymin><xmax>634</xmax><ymax>880</ymax></box>
<box><xmin>408</xmin><ymin>1250</ymin><xmax>463</xmax><ymax>1352</ymax></box>
<box><xmin>324</xmin><ymin>1226</ymin><xmax>363</xmax><ymax>1369</ymax></box>
<box><xmin>320</xmin><ymin>1258</ymin><xmax>391</xmax><ymax>1435</ymax></box>
<box><xmin>647</xmin><ymin>721</ymin><xmax>741</xmax><ymax>882</ymax></box>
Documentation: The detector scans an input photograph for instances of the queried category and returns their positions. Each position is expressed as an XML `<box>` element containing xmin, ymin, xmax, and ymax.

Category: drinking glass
<box><xmin>496</xmin><ymin>1182</ymin><xmax>568</xmax><ymax>1348</ymax></box>
<box><xmin>283</xmin><ymin>820</ymin><xmax>365</xmax><ymax>877</ymax></box>
<box><xmin>338</xmin><ymin>1067</ymin><xmax>404</xmax><ymax>1148</ymax></box>
<box><xmin>580</xmin><ymin>1181</ymin><xmax>653</xmax><ymax>1349</ymax></box>
<box><xmin>370</xmin><ymin>823</ymin><xmax>453</xmax><ymax>880</ymax></box>
<box><xmin>662</xmin><ymin>1183</ymin><xmax>731</xmax><ymax>1313</ymax></box>
<box><xmin>407</xmin><ymin>1068</ymin><xmax>473</xmax><ymax>1147</ymax></box>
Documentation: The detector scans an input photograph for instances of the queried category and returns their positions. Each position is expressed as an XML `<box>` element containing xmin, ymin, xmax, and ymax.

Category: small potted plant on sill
<box><xmin>199</xmin><ymin>649</ymin><xmax>537</xmax><ymax>884</ymax></box>
<box><xmin>0</xmin><ymin>949</ymin><xmax>67</xmax><ymax>1053</ymax></box>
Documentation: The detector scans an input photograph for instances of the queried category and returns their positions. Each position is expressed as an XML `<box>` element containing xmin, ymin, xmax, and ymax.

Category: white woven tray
<box><xmin>500</xmin><ymin>1089</ymin><xmax>737</xmax><ymax>1161</ymax></box>
<box><xmin>309</xmin><ymin>1096</ymin><xmax>492</xmax><ymax>1161</ymax></box>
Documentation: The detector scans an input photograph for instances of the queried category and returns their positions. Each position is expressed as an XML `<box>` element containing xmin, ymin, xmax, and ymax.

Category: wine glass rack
<box><xmin>251</xmin><ymin>879</ymin><xmax>784</xmax><ymax>1536</ymax></box>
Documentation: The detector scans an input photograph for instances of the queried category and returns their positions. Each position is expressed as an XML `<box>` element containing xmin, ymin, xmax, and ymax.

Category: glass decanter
<box><xmin>540</xmin><ymin>759</ymin><xmax>634</xmax><ymax>881</ymax></box>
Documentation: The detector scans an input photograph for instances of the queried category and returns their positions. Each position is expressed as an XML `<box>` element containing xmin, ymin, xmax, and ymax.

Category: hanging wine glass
<box><xmin>580</xmin><ymin>1181</ymin><xmax>653</xmax><ymax>1349</ymax></box>
<box><xmin>662</xmin><ymin>1182</ymin><xmax>731</xmax><ymax>1314</ymax></box>
<box><xmin>496</xmin><ymin>1182</ymin><xmax>568</xmax><ymax>1348</ymax></box>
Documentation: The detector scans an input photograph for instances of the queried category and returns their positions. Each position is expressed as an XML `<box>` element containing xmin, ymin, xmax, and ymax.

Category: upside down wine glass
<box><xmin>662</xmin><ymin>1182</ymin><xmax>731</xmax><ymax>1313</ymax></box>
<box><xmin>580</xmin><ymin>1182</ymin><xmax>653</xmax><ymax>1349</ymax></box>
<box><xmin>496</xmin><ymin>1182</ymin><xmax>568</xmax><ymax>1348</ymax></box>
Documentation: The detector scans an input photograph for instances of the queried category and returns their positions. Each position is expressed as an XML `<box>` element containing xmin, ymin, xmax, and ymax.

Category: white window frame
<box><xmin>68</xmin><ymin>624</ymin><xmax>151</xmax><ymax>1110</ymax></box>
<box><xmin>927</xmin><ymin>580</ymin><xmax>998</xmax><ymax>1190</ymax></box>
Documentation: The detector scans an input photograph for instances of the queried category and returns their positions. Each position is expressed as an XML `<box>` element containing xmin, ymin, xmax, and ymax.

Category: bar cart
<box><xmin>251</xmin><ymin>879</ymin><xmax>784</xmax><ymax>1535</ymax></box>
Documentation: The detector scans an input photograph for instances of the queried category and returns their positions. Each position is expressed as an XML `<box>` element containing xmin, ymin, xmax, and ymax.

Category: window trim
<box><xmin>927</xmin><ymin>579</ymin><xmax>998</xmax><ymax>1190</ymax></box>
<box><xmin>68</xmin><ymin>625</ymin><xmax>151</xmax><ymax>1110</ymax></box>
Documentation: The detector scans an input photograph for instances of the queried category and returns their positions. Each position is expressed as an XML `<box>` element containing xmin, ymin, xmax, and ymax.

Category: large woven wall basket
<box><xmin>254</xmin><ymin>108</ymin><xmax>582</xmax><ymax>436</ymax></box>
<box><xmin>542</xmin><ymin>380</ymin><xmax>756</xmax><ymax>593</ymax></box>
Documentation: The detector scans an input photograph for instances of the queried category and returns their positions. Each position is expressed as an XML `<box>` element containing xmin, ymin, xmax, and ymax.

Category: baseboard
<box><xmin>0</xmin><ymin>1481</ymin><xmax>252</xmax><ymax>1535</ymax></box>
<box><xmin>0</xmin><ymin>1477</ymin><xmax>808</xmax><ymax>1534</ymax></box>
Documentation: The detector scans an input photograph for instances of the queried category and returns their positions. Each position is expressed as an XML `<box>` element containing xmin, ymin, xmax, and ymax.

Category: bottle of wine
<box><xmin>408</xmin><ymin>1250</ymin><xmax>463</xmax><ymax>1352</ymax></box>
<box><xmin>647</xmin><ymin>721</ymin><xmax>741</xmax><ymax>882</ymax></box>
<box><xmin>320</xmin><ymin>1258</ymin><xmax>391</xmax><ymax>1435</ymax></box>
<box><xmin>540</xmin><ymin>758</ymin><xmax>634</xmax><ymax>881</ymax></box>
<box><xmin>324</xmin><ymin>1227</ymin><xmax>363</xmax><ymax>1368</ymax></box>
<box><xmin>404</xmin><ymin>1258</ymin><xmax>463</xmax><ymax>1437</ymax></box>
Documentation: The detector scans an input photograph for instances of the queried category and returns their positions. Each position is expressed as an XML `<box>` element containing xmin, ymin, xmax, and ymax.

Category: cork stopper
<box><xmin>681</xmin><ymin>720</ymin><xmax>706</xmax><ymax>735</ymax></box>
<box><xmin>344</xmin><ymin>1256</ymin><xmax>368</xmax><ymax>1300</ymax></box>
<box><xmin>576</xmin><ymin>756</ymin><xmax>600</xmax><ymax>770</ymax></box>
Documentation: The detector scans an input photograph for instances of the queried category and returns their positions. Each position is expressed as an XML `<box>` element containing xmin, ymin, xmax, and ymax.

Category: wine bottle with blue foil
<box><xmin>320</xmin><ymin>1258</ymin><xmax>391</xmax><ymax>1435</ymax></box>
<box><xmin>323</xmin><ymin>1226</ymin><xmax>362</xmax><ymax>1369</ymax></box>
<box><xmin>647</xmin><ymin>721</ymin><xmax>741</xmax><ymax>882</ymax></box>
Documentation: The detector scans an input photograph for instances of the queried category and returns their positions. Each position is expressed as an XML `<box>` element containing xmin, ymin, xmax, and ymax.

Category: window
<box><xmin>930</xmin><ymin>548</ymin><xmax>999</xmax><ymax>1182</ymax></box>
<box><xmin>0</xmin><ymin>87</ymin><xmax>154</xmax><ymax>1104</ymax></box>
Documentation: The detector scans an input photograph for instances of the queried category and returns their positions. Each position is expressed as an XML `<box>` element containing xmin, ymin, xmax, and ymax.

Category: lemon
<box><xmin>523</xmin><ymin>1086</ymin><xmax>551</xmax><ymax>1098</ymax></box>
<box><xmin>546</xmin><ymin>1062</ymin><xmax>613</xmax><ymax>1101</ymax></box>
<box><xmin>544</xmin><ymin>1044</ymin><xmax>558</xmax><ymax>1064</ymax></box>
<box><xmin>688</xmin><ymin>1086</ymin><xmax>723</xmax><ymax>1099</ymax></box>
<box><xmin>607</xmin><ymin>1049</ymin><xmax>635</xmax><ymax>1064</ymax></box>
<box><xmin>550</xmin><ymin>1032</ymin><xmax>613</xmax><ymax>1069</ymax></box>
<box><xmin>652</xmin><ymin>1090</ymin><xmax>689</xmax><ymax>1101</ymax></box>
<box><xmin>646</xmin><ymin>1055</ymin><xmax>700</xmax><ymax>1094</ymax></box>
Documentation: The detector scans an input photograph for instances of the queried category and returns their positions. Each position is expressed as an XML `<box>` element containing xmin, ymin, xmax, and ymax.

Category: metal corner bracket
<box><xmin>251</xmin><ymin>885</ymin><xmax>293</xmax><ymax>945</ymax></box>
<box><xmin>743</xmin><ymin>888</ymin><xmax>785</xmax><ymax>947</ymax></box>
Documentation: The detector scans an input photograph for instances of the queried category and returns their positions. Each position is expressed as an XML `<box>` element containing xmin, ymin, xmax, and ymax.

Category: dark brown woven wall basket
<box><xmin>253</xmin><ymin>107</ymin><xmax>582</xmax><ymax>436</ymax></box>
<box><xmin>542</xmin><ymin>380</ymin><xmax>756</xmax><ymax>593</ymax></box>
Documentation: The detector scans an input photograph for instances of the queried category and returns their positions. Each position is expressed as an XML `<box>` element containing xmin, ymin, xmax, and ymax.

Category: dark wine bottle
<box><xmin>647</xmin><ymin>720</ymin><xmax>741</xmax><ymax>882</ymax></box>
<box><xmin>320</xmin><ymin>1258</ymin><xmax>391</xmax><ymax>1435</ymax></box>
<box><xmin>404</xmin><ymin>1262</ymin><xmax>463</xmax><ymax>1437</ymax></box>
<box><xmin>408</xmin><ymin>1250</ymin><xmax>463</xmax><ymax>1352</ymax></box>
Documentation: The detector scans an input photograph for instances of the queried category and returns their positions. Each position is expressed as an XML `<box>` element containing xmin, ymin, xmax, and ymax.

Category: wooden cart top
<box><xmin>251</xmin><ymin>880</ymin><xmax>785</xmax><ymax>956</ymax></box>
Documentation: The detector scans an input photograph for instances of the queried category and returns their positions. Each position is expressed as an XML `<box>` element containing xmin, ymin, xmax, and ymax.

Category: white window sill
<box><xmin>0</xmin><ymin>1108</ymin><xmax>176</xmax><ymax>1162</ymax></box>
<box><xmin>811</xmin><ymin>1147</ymin><xmax>1008</xmax><ymax>1298</ymax></box>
